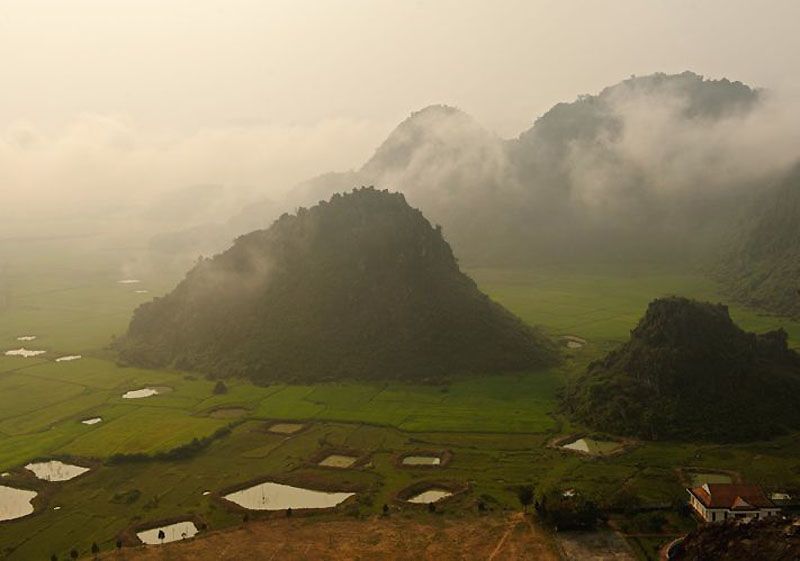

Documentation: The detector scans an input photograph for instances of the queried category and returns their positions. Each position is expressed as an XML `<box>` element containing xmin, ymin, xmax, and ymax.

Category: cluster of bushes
<box><xmin>533</xmin><ymin>488</ymin><xmax>600</xmax><ymax>531</ymax></box>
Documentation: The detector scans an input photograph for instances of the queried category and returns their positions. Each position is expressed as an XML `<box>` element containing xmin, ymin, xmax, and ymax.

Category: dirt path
<box><xmin>487</xmin><ymin>512</ymin><xmax>524</xmax><ymax>561</ymax></box>
<box><xmin>96</xmin><ymin>513</ymin><xmax>562</xmax><ymax>561</ymax></box>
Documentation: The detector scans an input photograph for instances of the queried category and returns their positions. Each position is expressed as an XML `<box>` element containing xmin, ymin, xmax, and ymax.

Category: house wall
<box><xmin>687</xmin><ymin>491</ymin><xmax>780</xmax><ymax>522</ymax></box>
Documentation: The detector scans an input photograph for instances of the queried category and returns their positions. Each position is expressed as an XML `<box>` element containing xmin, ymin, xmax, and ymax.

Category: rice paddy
<box><xmin>1</xmin><ymin>241</ymin><xmax>800</xmax><ymax>560</ymax></box>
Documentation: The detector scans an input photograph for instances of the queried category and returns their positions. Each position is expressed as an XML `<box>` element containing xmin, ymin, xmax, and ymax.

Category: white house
<box><xmin>687</xmin><ymin>483</ymin><xmax>780</xmax><ymax>523</ymax></box>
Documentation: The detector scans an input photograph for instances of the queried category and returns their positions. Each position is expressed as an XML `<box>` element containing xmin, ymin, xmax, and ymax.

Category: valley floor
<box><xmin>2</xmin><ymin>239</ymin><xmax>799</xmax><ymax>560</ymax></box>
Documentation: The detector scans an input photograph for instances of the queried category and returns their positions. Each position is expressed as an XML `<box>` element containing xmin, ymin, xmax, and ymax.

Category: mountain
<box><xmin>151</xmin><ymin>72</ymin><xmax>775</xmax><ymax>266</ymax></box>
<box><xmin>285</xmin><ymin>72</ymin><xmax>769</xmax><ymax>264</ymax></box>
<box><xmin>118</xmin><ymin>188</ymin><xmax>557</xmax><ymax>382</ymax></box>
<box><xmin>563</xmin><ymin>297</ymin><xmax>800</xmax><ymax>441</ymax></box>
<box><xmin>717</xmin><ymin>165</ymin><xmax>800</xmax><ymax>318</ymax></box>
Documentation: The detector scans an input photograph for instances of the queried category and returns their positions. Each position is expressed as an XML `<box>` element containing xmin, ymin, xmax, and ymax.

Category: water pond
<box><xmin>402</xmin><ymin>455</ymin><xmax>441</xmax><ymax>466</ymax></box>
<box><xmin>0</xmin><ymin>485</ymin><xmax>37</xmax><ymax>521</ymax></box>
<box><xmin>209</xmin><ymin>408</ymin><xmax>248</xmax><ymax>419</ymax></box>
<box><xmin>688</xmin><ymin>471</ymin><xmax>733</xmax><ymax>486</ymax></box>
<box><xmin>407</xmin><ymin>489</ymin><xmax>453</xmax><ymax>504</ymax></box>
<box><xmin>562</xmin><ymin>335</ymin><xmax>587</xmax><ymax>349</ymax></box>
<box><xmin>55</xmin><ymin>355</ymin><xmax>82</xmax><ymax>362</ymax></box>
<box><xmin>137</xmin><ymin>521</ymin><xmax>199</xmax><ymax>545</ymax></box>
<box><xmin>561</xmin><ymin>437</ymin><xmax>622</xmax><ymax>455</ymax></box>
<box><xmin>318</xmin><ymin>455</ymin><xmax>358</xmax><ymax>468</ymax></box>
<box><xmin>25</xmin><ymin>460</ymin><xmax>90</xmax><ymax>482</ymax></box>
<box><xmin>224</xmin><ymin>481</ymin><xmax>354</xmax><ymax>511</ymax></box>
<box><xmin>5</xmin><ymin>348</ymin><xmax>46</xmax><ymax>358</ymax></box>
<box><xmin>122</xmin><ymin>387</ymin><xmax>169</xmax><ymax>399</ymax></box>
<box><xmin>268</xmin><ymin>423</ymin><xmax>305</xmax><ymax>434</ymax></box>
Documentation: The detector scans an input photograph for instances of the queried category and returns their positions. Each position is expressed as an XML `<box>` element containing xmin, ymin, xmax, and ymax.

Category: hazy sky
<box><xmin>1</xmin><ymin>0</ymin><xmax>799</xmax><ymax>136</ymax></box>
<box><xmin>1</xmin><ymin>0</ymin><xmax>799</xmax><ymax>225</ymax></box>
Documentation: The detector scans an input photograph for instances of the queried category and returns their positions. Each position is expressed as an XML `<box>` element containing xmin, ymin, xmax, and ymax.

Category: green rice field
<box><xmin>2</xmin><ymin>238</ymin><xmax>799</xmax><ymax>560</ymax></box>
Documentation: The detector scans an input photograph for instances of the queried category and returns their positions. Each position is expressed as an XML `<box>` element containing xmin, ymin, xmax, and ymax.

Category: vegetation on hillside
<box><xmin>118</xmin><ymin>187</ymin><xmax>557</xmax><ymax>382</ymax></box>
<box><xmin>718</xmin><ymin>165</ymin><xmax>800</xmax><ymax>318</ymax></box>
<box><xmin>563</xmin><ymin>296</ymin><xmax>800</xmax><ymax>441</ymax></box>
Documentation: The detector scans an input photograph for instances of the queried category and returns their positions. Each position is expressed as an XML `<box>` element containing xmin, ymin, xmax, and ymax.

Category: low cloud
<box><xmin>0</xmin><ymin>115</ymin><xmax>388</xmax><ymax>235</ymax></box>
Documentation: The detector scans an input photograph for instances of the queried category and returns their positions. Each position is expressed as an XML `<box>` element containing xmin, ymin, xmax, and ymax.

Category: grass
<box><xmin>1</xmin><ymin>241</ymin><xmax>800</xmax><ymax>559</ymax></box>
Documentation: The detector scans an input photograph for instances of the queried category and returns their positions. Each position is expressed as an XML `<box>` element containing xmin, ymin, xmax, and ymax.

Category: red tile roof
<box><xmin>689</xmin><ymin>484</ymin><xmax>775</xmax><ymax>510</ymax></box>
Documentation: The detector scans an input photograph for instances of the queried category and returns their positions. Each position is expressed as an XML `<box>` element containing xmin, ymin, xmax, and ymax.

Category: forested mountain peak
<box><xmin>564</xmin><ymin>296</ymin><xmax>800</xmax><ymax>442</ymax></box>
<box><xmin>119</xmin><ymin>187</ymin><xmax>557</xmax><ymax>382</ymax></box>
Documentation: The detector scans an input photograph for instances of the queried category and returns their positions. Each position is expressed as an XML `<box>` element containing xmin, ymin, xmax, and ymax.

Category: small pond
<box><xmin>25</xmin><ymin>460</ymin><xmax>90</xmax><ymax>482</ymax></box>
<box><xmin>407</xmin><ymin>489</ymin><xmax>453</xmax><ymax>504</ymax></box>
<box><xmin>137</xmin><ymin>521</ymin><xmax>199</xmax><ymax>545</ymax></box>
<box><xmin>224</xmin><ymin>481</ymin><xmax>354</xmax><ymax>511</ymax></box>
<box><xmin>688</xmin><ymin>471</ymin><xmax>733</xmax><ymax>486</ymax></box>
<box><xmin>16</xmin><ymin>336</ymin><xmax>36</xmax><ymax>341</ymax></box>
<box><xmin>318</xmin><ymin>455</ymin><xmax>358</xmax><ymax>468</ymax></box>
<box><xmin>0</xmin><ymin>485</ymin><xmax>37</xmax><ymax>521</ymax></box>
<box><xmin>402</xmin><ymin>455</ymin><xmax>441</xmax><ymax>466</ymax></box>
<box><xmin>5</xmin><ymin>348</ymin><xmax>46</xmax><ymax>358</ymax></box>
<box><xmin>209</xmin><ymin>408</ymin><xmax>248</xmax><ymax>419</ymax></box>
<box><xmin>561</xmin><ymin>437</ymin><xmax>622</xmax><ymax>455</ymax></box>
<box><xmin>561</xmin><ymin>335</ymin><xmax>587</xmax><ymax>349</ymax></box>
<box><xmin>81</xmin><ymin>417</ymin><xmax>102</xmax><ymax>425</ymax></box>
<box><xmin>55</xmin><ymin>355</ymin><xmax>82</xmax><ymax>362</ymax></box>
<box><xmin>122</xmin><ymin>387</ymin><xmax>169</xmax><ymax>399</ymax></box>
<box><xmin>268</xmin><ymin>423</ymin><xmax>305</xmax><ymax>434</ymax></box>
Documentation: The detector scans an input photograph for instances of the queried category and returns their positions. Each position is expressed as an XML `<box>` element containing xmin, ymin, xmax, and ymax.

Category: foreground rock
<box><xmin>673</xmin><ymin>516</ymin><xmax>800</xmax><ymax>561</ymax></box>
<box><xmin>564</xmin><ymin>296</ymin><xmax>800</xmax><ymax>441</ymax></box>
<box><xmin>118</xmin><ymin>188</ymin><xmax>556</xmax><ymax>382</ymax></box>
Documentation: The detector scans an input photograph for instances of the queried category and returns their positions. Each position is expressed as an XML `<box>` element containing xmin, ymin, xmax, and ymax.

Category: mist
<box><xmin>0</xmin><ymin>115</ymin><xmax>387</xmax><ymax>239</ymax></box>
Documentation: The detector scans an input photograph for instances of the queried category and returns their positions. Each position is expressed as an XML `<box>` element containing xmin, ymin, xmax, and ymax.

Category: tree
<box><xmin>286</xmin><ymin>507</ymin><xmax>292</xmax><ymax>517</ymax></box>
<box><xmin>427</xmin><ymin>502</ymin><xmax>436</xmax><ymax>513</ymax></box>
<box><xmin>535</xmin><ymin>489</ymin><xmax>599</xmax><ymax>531</ymax></box>
<box><xmin>157</xmin><ymin>529</ymin><xmax>165</xmax><ymax>544</ymax></box>
<box><xmin>50</xmin><ymin>555</ymin><xmax>57</xmax><ymax>561</ymax></box>
<box><xmin>91</xmin><ymin>542</ymin><xmax>99</xmax><ymax>557</ymax></box>
<box><xmin>213</xmin><ymin>380</ymin><xmax>228</xmax><ymax>395</ymax></box>
<box><xmin>517</xmin><ymin>485</ymin><xmax>534</xmax><ymax>513</ymax></box>
<box><xmin>116</xmin><ymin>539</ymin><xmax>123</xmax><ymax>550</ymax></box>
<box><xmin>382</xmin><ymin>503</ymin><xmax>389</xmax><ymax>516</ymax></box>
<box><xmin>70</xmin><ymin>550</ymin><xmax>78</xmax><ymax>560</ymax></box>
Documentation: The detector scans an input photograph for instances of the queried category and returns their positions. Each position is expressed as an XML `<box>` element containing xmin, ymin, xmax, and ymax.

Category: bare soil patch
<box><xmin>97</xmin><ymin>513</ymin><xmax>560</xmax><ymax>561</ymax></box>
<box><xmin>557</xmin><ymin>529</ymin><xmax>637</xmax><ymax>561</ymax></box>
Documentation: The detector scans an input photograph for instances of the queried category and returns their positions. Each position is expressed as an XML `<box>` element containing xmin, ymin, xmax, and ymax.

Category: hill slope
<box><xmin>673</xmin><ymin>516</ymin><xmax>800</xmax><ymax>561</ymax></box>
<box><xmin>563</xmin><ymin>297</ymin><xmax>800</xmax><ymax>441</ymax></box>
<box><xmin>118</xmin><ymin>188</ymin><xmax>557</xmax><ymax>382</ymax></box>
<box><xmin>718</xmin><ymin>165</ymin><xmax>800</xmax><ymax>317</ymax></box>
